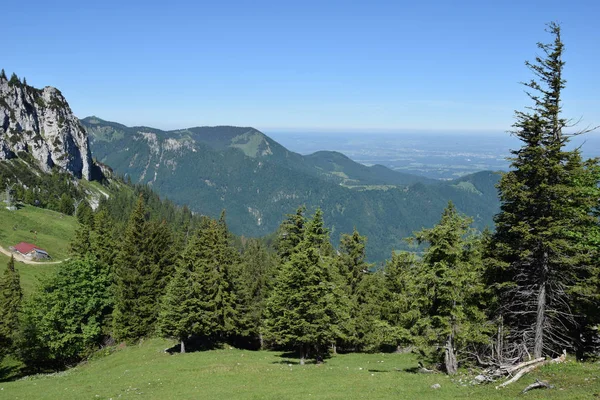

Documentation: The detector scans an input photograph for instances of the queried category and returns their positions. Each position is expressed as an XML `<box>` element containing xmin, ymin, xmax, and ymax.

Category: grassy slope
<box><xmin>2</xmin><ymin>339</ymin><xmax>599</xmax><ymax>399</ymax></box>
<box><xmin>0</xmin><ymin>205</ymin><xmax>76</xmax><ymax>293</ymax></box>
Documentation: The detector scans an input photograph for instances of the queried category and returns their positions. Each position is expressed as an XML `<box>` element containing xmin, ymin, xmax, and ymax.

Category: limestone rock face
<box><xmin>0</xmin><ymin>75</ymin><xmax>93</xmax><ymax>180</ymax></box>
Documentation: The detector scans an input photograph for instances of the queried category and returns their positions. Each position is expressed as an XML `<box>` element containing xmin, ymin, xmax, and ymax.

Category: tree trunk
<box><xmin>300</xmin><ymin>344</ymin><xmax>306</xmax><ymax>365</ymax></box>
<box><xmin>259</xmin><ymin>333</ymin><xmax>264</xmax><ymax>350</ymax></box>
<box><xmin>331</xmin><ymin>343</ymin><xmax>337</xmax><ymax>355</ymax></box>
<box><xmin>534</xmin><ymin>251</ymin><xmax>548</xmax><ymax>359</ymax></box>
<box><xmin>181</xmin><ymin>338</ymin><xmax>186</xmax><ymax>354</ymax></box>
<box><xmin>445</xmin><ymin>334</ymin><xmax>457</xmax><ymax>375</ymax></box>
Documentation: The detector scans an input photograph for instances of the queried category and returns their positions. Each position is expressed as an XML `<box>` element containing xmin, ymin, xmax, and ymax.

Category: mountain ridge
<box><xmin>82</xmin><ymin>116</ymin><xmax>501</xmax><ymax>261</ymax></box>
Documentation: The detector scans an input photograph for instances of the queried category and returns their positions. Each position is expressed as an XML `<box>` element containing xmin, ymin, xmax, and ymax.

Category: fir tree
<box><xmin>76</xmin><ymin>200</ymin><xmax>94</xmax><ymax>226</ymax></box>
<box><xmin>488</xmin><ymin>22</ymin><xmax>600</xmax><ymax>359</ymax></box>
<box><xmin>236</xmin><ymin>239</ymin><xmax>278</xmax><ymax>346</ymax></box>
<box><xmin>410</xmin><ymin>202</ymin><xmax>489</xmax><ymax>374</ymax></box>
<box><xmin>58</xmin><ymin>193</ymin><xmax>75</xmax><ymax>215</ymax></box>
<box><xmin>160</xmin><ymin>218</ymin><xmax>238</xmax><ymax>345</ymax></box>
<box><xmin>139</xmin><ymin>220</ymin><xmax>178</xmax><ymax>332</ymax></box>
<box><xmin>335</xmin><ymin>228</ymin><xmax>371</xmax><ymax>349</ymax></box>
<box><xmin>8</xmin><ymin>72</ymin><xmax>20</xmax><ymax>86</ymax></box>
<box><xmin>69</xmin><ymin>222</ymin><xmax>93</xmax><ymax>258</ymax></box>
<box><xmin>276</xmin><ymin>205</ymin><xmax>306</xmax><ymax>262</ymax></box>
<box><xmin>0</xmin><ymin>69</ymin><xmax>6</xmax><ymax>80</ymax></box>
<box><xmin>0</xmin><ymin>256</ymin><xmax>22</xmax><ymax>355</ymax></box>
<box><xmin>157</xmin><ymin>263</ymin><xmax>195</xmax><ymax>353</ymax></box>
<box><xmin>91</xmin><ymin>208</ymin><xmax>118</xmax><ymax>270</ymax></box>
<box><xmin>113</xmin><ymin>195</ymin><xmax>150</xmax><ymax>341</ymax></box>
<box><xmin>264</xmin><ymin>209</ymin><xmax>349</xmax><ymax>364</ymax></box>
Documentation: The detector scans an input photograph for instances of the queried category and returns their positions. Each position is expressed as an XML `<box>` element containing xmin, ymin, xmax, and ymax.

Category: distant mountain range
<box><xmin>82</xmin><ymin>117</ymin><xmax>501</xmax><ymax>262</ymax></box>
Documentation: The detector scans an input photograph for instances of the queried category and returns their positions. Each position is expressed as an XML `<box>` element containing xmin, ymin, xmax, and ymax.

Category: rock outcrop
<box><xmin>0</xmin><ymin>73</ymin><xmax>93</xmax><ymax>180</ymax></box>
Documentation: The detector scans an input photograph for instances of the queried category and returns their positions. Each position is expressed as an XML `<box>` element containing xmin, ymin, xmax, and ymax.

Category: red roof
<box><xmin>14</xmin><ymin>242</ymin><xmax>45</xmax><ymax>254</ymax></box>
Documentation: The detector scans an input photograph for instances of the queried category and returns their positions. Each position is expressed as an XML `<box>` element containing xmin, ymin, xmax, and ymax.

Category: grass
<box><xmin>1</xmin><ymin>339</ymin><xmax>599</xmax><ymax>399</ymax></box>
<box><xmin>0</xmin><ymin>254</ymin><xmax>59</xmax><ymax>295</ymax></box>
<box><xmin>0</xmin><ymin>204</ymin><xmax>77</xmax><ymax>261</ymax></box>
<box><xmin>0</xmin><ymin>205</ymin><xmax>75</xmax><ymax>294</ymax></box>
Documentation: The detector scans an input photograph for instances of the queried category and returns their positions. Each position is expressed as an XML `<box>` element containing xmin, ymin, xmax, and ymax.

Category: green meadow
<box><xmin>1</xmin><ymin>339</ymin><xmax>599</xmax><ymax>399</ymax></box>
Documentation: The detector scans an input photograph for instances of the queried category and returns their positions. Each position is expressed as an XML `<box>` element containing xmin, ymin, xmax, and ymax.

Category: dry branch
<box><xmin>496</xmin><ymin>361</ymin><xmax>545</xmax><ymax>389</ymax></box>
<box><xmin>521</xmin><ymin>379</ymin><xmax>554</xmax><ymax>393</ymax></box>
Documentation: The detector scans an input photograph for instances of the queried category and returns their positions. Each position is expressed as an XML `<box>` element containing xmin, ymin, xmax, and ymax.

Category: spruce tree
<box><xmin>91</xmin><ymin>208</ymin><xmax>118</xmax><ymax>270</ymax></box>
<box><xmin>264</xmin><ymin>209</ymin><xmax>349</xmax><ymax>364</ymax></box>
<box><xmin>76</xmin><ymin>200</ymin><xmax>94</xmax><ymax>226</ymax></box>
<box><xmin>336</xmin><ymin>228</ymin><xmax>371</xmax><ymax>349</ymax></box>
<box><xmin>70</xmin><ymin>222</ymin><xmax>93</xmax><ymax>258</ymax></box>
<box><xmin>410</xmin><ymin>202</ymin><xmax>489</xmax><ymax>374</ymax></box>
<box><xmin>160</xmin><ymin>218</ymin><xmax>238</xmax><ymax>345</ymax></box>
<box><xmin>276</xmin><ymin>205</ymin><xmax>306</xmax><ymax>262</ymax></box>
<box><xmin>488</xmin><ymin>23</ymin><xmax>600</xmax><ymax>359</ymax></box>
<box><xmin>139</xmin><ymin>220</ymin><xmax>177</xmax><ymax>332</ymax></box>
<box><xmin>157</xmin><ymin>263</ymin><xmax>195</xmax><ymax>353</ymax></box>
<box><xmin>0</xmin><ymin>256</ymin><xmax>22</xmax><ymax>355</ymax></box>
<box><xmin>0</xmin><ymin>69</ymin><xmax>6</xmax><ymax>80</ymax></box>
<box><xmin>113</xmin><ymin>195</ymin><xmax>150</xmax><ymax>341</ymax></box>
<box><xmin>236</xmin><ymin>239</ymin><xmax>277</xmax><ymax>346</ymax></box>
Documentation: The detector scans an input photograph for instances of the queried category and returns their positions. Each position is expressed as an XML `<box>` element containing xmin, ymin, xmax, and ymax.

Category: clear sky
<box><xmin>2</xmin><ymin>0</ymin><xmax>599</xmax><ymax>132</ymax></box>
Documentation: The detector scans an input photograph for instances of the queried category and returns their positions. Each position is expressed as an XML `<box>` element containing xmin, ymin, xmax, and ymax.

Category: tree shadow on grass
<box><xmin>271</xmin><ymin>350</ymin><xmax>330</xmax><ymax>365</ymax></box>
<box><xmin>0</xmin><ymin>363</ymin><xmax>22</xmax><ymax>382</ymax></box>
<box><xmin>164</xmin><ymin>335</ymin><xmax>223</xmax><ymax>355</ymax></box>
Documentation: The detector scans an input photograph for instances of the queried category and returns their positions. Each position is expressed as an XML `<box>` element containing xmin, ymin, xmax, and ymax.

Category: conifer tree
<box><xmin>336</xmin><ymin>228</ymin><xmax>371</xmax><ymax>349</ymax></box>
<box><xmin>91</xmin><ymin>208</ymin><xmax>118</xmax><ymax>270</ymax></box>
<box><xmin>0</xmin><ymin>69</ymin><xmax>6</xmax><ymax>80</ymax></box>
<box><xmin>488</xmin><ymin>23</ymin><xmax>600</xmax><ymax>359</ymax></box>
<box><xmin>410</xmin><ymin>202</ymin><xmax>489</xmax><ymax>374</ymax></box>
<box><xmin>276</xmin><ymin>205</ymin><xmax>306</xmax><ymax>262</ymax></box>
<box><xmin>70</xmin><ymin>222</ymin><xmax>93</xmax><ymax>258</ymax></box>
<box><xmin>113</xmin><ymin>195</ymin><xmax>150</xmax><ymax>341</ymax></box>
<box><xmin>139</xmin><ymin>220</ymin><xmax>178</xmax><ymax>332</ymax></box>
<box><xmin>157</xmin><ymin>263</ymin><xmax>195</xmax><ymax>353</ymax></box>
<box><xmin>264</xmin><ymin>209</ymin><xmax>349</xmax><ymax>364</ymax></box>
<box><xmin>159</xmin><ymin>218</ymin><xmax>238</xmax><ymax>345</ymax></box>
<box><xmin>76</xmin><ymin>200</ymin><xmax>94</xmax><ymax>226</ymax></box>
<box><xmin>236</xmin><ymin>239</ymin><xmax>277</xmax><ymax>346</ymax></box>
<box><xmin>0</xmin><ymin>256</ymin><xmax>22</xmax><ymax>355</ymax></box>
<box><xmin>8</xmin><ymin>72</ymin><xmax>20</xmax><ymax>86</ymax></box>
<box><xmin>379</xmin><ymin>251</ymin><xmax>419</xmax><ymax>351</ymax></box>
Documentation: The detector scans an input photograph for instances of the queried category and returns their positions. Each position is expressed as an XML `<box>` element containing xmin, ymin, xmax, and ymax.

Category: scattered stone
<box><xmin>472</xmin><ymin>375</ymin><xmax>488</xmax><ymax>385</ymax></box>
<box><xmin>431</xmin><ymin>383</ymin><xmax>441</xmax><ymax>389</ymax></box>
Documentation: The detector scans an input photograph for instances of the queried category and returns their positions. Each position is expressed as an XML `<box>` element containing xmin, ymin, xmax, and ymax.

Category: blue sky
<box><xmin>2</xmin><ymin>0</ymin><xmax>599</xmax><ymax>131</ymax></box>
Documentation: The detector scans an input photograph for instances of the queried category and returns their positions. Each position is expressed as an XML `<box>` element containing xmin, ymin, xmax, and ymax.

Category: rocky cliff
<box><xmin>0</xmin><ymin>72</ymin><xmax>93</xmax><ymax>180</ymax></box>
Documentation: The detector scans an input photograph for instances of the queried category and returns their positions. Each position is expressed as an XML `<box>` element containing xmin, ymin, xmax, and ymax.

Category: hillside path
<box><xmin>0</xmin><ymin>245</ymin><xmax>65</xmax><ymax>265</ymax></box>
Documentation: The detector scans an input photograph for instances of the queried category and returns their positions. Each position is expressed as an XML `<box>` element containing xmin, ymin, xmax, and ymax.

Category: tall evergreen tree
<box><xmin>410</xmin><ymin>202</ymin><xmax>489</xmax><ymax>374</ymax></box>
<box><xmin>157</xmin><ymin>262</ymin><xmax>195</xmax><ymax>353</ymax></box>
<box><xmin>113</xmin><ymin>195</ymin><xmax>151</xmax><ymax>341</ymax></box>
<box><xmin>487</xmin><ymin>23</ymin><xmax>600</xmax><ymax>359</ymax></box>
<box><xmin>91</xmin><ymin>208</ymin><xmax>118</xmax><ymax>270</ymax></box>
<box><xmin>159</xmin><ymin>218</ymin><xmax>239</xmax><ymax>346</ymax></box>
<box><xmin>70</xmin><ymin>222</ymin><xmax>93</xmax><ymax>258</ymax></box>
<box><xmin>276</xmin><ymin>205</ymin><xmax>306</xmax><ymax>262</ymax></box>
<box><xmin>235</xmin><ymin>239</ymin><xmax>278</xmax><ymax>346</ymax></box>
<box><xmin>139</xmin><ymin>220</ymin><xmax>178</xmax><ymax>331</ymax></box>
<box><xmin>264</xmin><ymin>209</ymin><xmax>349</xmax><ymax>364</ymax></box>
<box><xmin>336</xmin><ymin>228</ymin><xmax>371</xmax><ymax>349</ymax></box>
<box><xmin>0</xmin><ymin>256</ymin><xmax>22</xmax><ymax>355</ymax></box>
<box><xmin>76</xmin><ymin>199</ymin><xmax>94</xmax><ymax>226</ymax></box>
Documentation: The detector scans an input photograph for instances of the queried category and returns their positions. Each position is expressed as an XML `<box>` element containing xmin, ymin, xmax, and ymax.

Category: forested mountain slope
<box><xmin>83</xmin><ymin>117</ymin><xmax>501</xmax><ymax>261</ymax></box>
